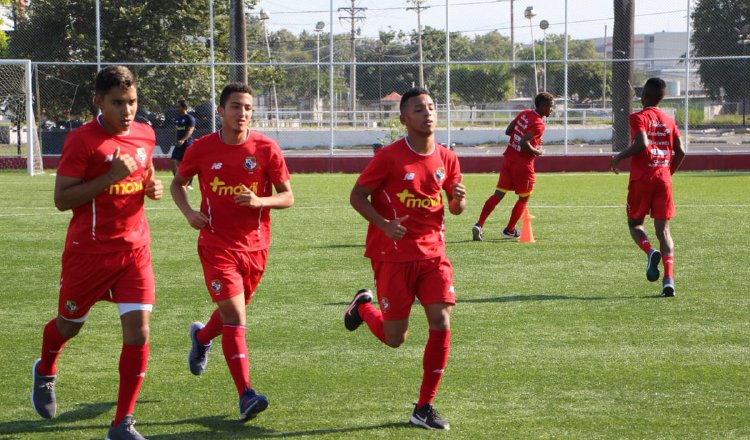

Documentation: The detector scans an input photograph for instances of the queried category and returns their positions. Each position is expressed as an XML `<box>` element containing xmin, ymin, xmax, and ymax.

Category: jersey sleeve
<box><xmin>178</xmin><ymin>139</ymin><xmax>200</xmax><ymax>178</ymax></box>
<box><xmin>187</xmin><ymin>114</ymin><xmax>196</xmax><ymax>128</ymax></box>
<box><xmin>356</xmin><ymin>150</ymin><xmax>391</xmax><ymax>190</ymax></box>
<box><xmin>267</xmin><ymin>142</ymin><xmax>291</xmax><ymax>184</ymax></box>
<box><xmin>629</xmin><ymin>113</ymin><xmax>646</xmax><ymax>139</ymax></box>
<box><xmin>57</xmin><ymin>131</ymin><xmax>91</xmax><ymax>178</ymax></box>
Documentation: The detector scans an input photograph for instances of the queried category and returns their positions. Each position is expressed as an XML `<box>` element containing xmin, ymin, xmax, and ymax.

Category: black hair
<box><xmin>178</xmin><ymin>99</ymin><xmax>188</xmax><ymax>109</ymax></box>
<box><xmin>642</xmin><ymin>77</ymin><xmax>666</xmax><ymax>102</ymax></box>
<box><xmin>534</xmin><ymin>92</ymin><xmax>554</xmax><ymax>109</ymax></box>
<box><xmin>95</xmin><ymin>66</ymin><xmax>135</xmax><ymax>96</ymax></box>
<box><xmin>219</xmin><ymin>83</ymin><xmax>254</xmax><ymax>107</ymax></box>
<box><xmin>400</xmin><ymin>87</ymin><xmax>431</xmax><ymax>111</ymax></box>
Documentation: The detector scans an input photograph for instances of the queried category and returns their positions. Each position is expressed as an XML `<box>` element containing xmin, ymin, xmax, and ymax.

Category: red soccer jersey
<box><xmin>179</xmin><ymin>131</ymin><xmax>290</xmax><ymax>252</ymax></box>
<box><xmin>356</xmin><ymin>138</ymin><xmax>461</xmax><ymax>262</ymax></box>
<box><xmin>629</xmin><ymin>107</ymin><xmax>681</xmax><ymax>183</ymax></box>
<box><xmin>57</xmin><ymin>118</ymin><xmax>155</xmax><ymax>254</ymax></box>
<box><xmin>503</xmin><ymin>109</ymin><xmax>546</xmax><ymax>166</ymax></box>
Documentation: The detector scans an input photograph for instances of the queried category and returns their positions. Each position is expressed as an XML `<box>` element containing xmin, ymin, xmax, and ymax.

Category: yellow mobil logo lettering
<box><xmin>395</xmin><ymin>189</ymin><xmax>441</xmax><ymax>209</ymax></box>
<box><xmin>108</xmin><ymin>180</ymin><xmax>144</xmax><ymax>195</ymax></box>
<box><xmin>209</xmin><ymin>176</ymin><xmax>258</xmax><ymax>196</ymax></box>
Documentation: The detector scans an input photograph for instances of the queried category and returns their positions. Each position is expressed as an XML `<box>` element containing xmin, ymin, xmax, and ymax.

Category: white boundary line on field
<box><xmin>1</xmin><ymin>203</ymin><xmax>748</xmax><ymax>218</ymax></box>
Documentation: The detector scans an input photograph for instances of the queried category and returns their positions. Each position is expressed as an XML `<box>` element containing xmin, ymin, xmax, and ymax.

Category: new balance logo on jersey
<box><xmin>404</xmin><ymin>172</ymin><xmax>415</xmax><ymax>181</ymax></box>
<box><xmin>208</xmin><ymin>177</ymin><xmax>259</xmax><ymax>196</ymax></box>
<box><xmin>211</xmin><ymin>162</ymin><xmax>223</xmax><ymax>170</ymax></box>
<box><xmin>395</xmin><ymin>189</ymin><xmax>442</xmax><ymax>209</ymax></box>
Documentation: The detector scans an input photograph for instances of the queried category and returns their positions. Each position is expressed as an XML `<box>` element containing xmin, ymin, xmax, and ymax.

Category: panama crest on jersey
<box><xmin>136</xmin><ymin>147</ymin><xmax>147</xmax><ymax>166</ymax></box>
<box><xmin>65</xmin><ymin>300</ymin><xmax>78</xmax><ymax>314</ymax></box>
<box><xmin>210</xmin><ymin>280</ymin><xmax>223</xmax><ymax>295</ymax></box>
<box><xmin>435</xmin><ymin>167</ymin><xmax>445</xmax><ymax>183</ymax></box>
<box><xmin>244</xmin><ymin>156</ymin><xmax>258</xmax><ymax>173</ymax></box>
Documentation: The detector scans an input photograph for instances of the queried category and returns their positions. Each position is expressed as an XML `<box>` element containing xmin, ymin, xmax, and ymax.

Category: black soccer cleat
<box><xmin>661</xmin><ymin>279</ymin><xmax>675</xmax><ymax>297</ymax></box>
<box><xmin>239</xmin><ymin>388</ymin><xmax>269</xmax><ymax>422</ymax></box>
<box><xmin>344</xmin><ymin>288</ymin><xmax>373</xmax><ymax>331</ymax></box>
<box><xmin>501</xmin><ymin>228</ymin><xmax>520</xmax><ymax>239</ymax></box>
<box><xmin>646</xmin><ymin>249</ymin><xmax>662</xmax><ymax>282</ymax></box>
<box><xmin>472</xmin><ymin>224</ymin><xmax>484</xmax><ymax>241</ymax></box>
<box><xmin>31</xmin><ymin>359</ymin><xmax>57</xmax><ymax>419</ymax></box>
<box><xmin>105</xmin><ymin>415</ymin><xmax>147</xmax><ymax>440</ymax></box>
<box><xmin>409</xmin><ymin>404</ymin><xmax>450</xmax><ymax>430</ymax></box>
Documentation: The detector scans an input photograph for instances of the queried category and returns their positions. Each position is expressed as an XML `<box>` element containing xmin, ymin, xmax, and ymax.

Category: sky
<box><xmin>257</xmin><ymin>0</ymin><xmax>695</xmax><ymax>43</ymax></box>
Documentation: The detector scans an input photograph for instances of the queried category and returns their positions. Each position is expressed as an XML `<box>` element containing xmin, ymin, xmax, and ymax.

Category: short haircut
<box><xmin>95</xmin><ymin>66</ymin><xmax>135</xmax><ymax>96</ymax></box>
<box><xmin>400</xmin><ymin>87</ymin><xmax>431</xmax><ymax>111</ymax></box>
<box><xmin>642</xmin><ymin>77</ymin><xmax>666</xmax><ymax>101</ymax></box>
<box><xmin>219</xmin><ymin>83</ymin><xmax>254</xmax><ymax>108</ymax></box>
<box><xmin>534</xmin><ymin>92</ymin><xmax>554</xmax><ymax>109</ymax></box>
<box><xmin>178</xmin><ymin>99</ymin><xmax>188</xmax><ymax>109</ymax></box>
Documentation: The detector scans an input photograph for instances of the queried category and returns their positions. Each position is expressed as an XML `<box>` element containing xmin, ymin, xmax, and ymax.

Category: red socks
<box><xmin>507</xmin><ymin>199</ymin><xmax>528</xmax><ymax>231</ymax></box>
<box><xmin>663</xmin><ymin>255</ymin><xmax>675</xmax><ymax>280</ymax></box>
<box><xmin>637</xmin><ymin>236</ymin><xmax>654</xmax><ymax>255</ymax></box>
<box><xmin>222</xmin><ymin>324</ymin><xmax>251</xmax><ymax>396</ymax></box>
<box><xmin>417</xmin><ymin>329</ymin><xmax>451</xmax><ymax>408</ymax></box>
<box><xmin>477</xmin><ymin>194</ymin><xmax>502</xmax><ymax>227</ymax></box>
<box><xmin>358</xmin><ymin>302</ymin><xmax>386</xmax><ymax>343</ymax></box>
<box><xmin>114</xmin><ymin>343</ymin><xmax>149</xmax><ymax>426</ymax></box>
<box><xmin>197</xmin><ymin>308</ymin><xmax>224</xmax><ymax>345</ymax></box>
<box><xmin>38</xmin><ymin>319</ymin><xmax>69</xmax><ymax>376</ymax></box>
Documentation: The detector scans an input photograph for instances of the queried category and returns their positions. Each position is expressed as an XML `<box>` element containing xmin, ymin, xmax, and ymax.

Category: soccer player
<box><xmin>170</xmin><ymin>82</ymin><xmax>294</xmax><ymax>421</ymax></box>
<box><xmin>344</xmin><ymin>87</ymin><xmax>466</xmax><ymax>430</ymax></box>
<box><xmin>610</xmin><ymin>77</ymin><xmax>685</xmax><ymax>297</ymax></box>
<box><xmin>472</xmin><ymin>92</ymin><xmax>554</xmax><ymax>241</ymax></box>
<box><xmin>171</xmin><ymin>99</ymin><xmax>196</xmax><ymax>189</ymax></box>
<box><xmin>31</xmin><ymin>65</ymin><xmax>163</xmax><ymax>440</ymax></box>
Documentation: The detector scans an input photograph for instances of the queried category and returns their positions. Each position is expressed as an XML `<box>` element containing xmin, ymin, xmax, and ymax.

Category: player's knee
<box><xmin>385</xmin><ymin>335</ymin><xmax>406</xmax><ymax>348</ymax></box>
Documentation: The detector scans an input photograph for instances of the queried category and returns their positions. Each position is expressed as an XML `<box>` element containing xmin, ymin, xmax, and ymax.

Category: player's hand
<box><xmin>383</xmin><ymin>215</ymin><xmax>408</xmax><ymax>240</ymax></box>
<box><xmin>610</xmin><ymin>155</ymin><xmax>620</xmax><ymax>174</ymax></box>
<box><xmin>186</xmin><ymin>209</ymin><xmax>209</xmax><ymax>230</ymax></box>
<box><xmin>234</xmin><ymin>184</ymin><xmax>264</xmax><ymax>209</ymax></box>
<box><xmin>176</xmin><ymin>139</ymin><xmax>184</xmax><ymax>147</ymax></box>
<box><xmin>452</xmin><ymin>174</ymin><xmax>466</xmax><ymax>202</ymax></box>
<box><xmin>107</xmin><ymin>146</ymin><xmax>137</xmax><ymax>182</ymax></box>
<box><xmin>143</xmin><ymin>167</ymin><xmax>163</xmax><ymax>200</ymax></box>
<box><xmin>536</xmin><ymin>146</ymin><xmax>545</xmax><ymax>156</ymax></box>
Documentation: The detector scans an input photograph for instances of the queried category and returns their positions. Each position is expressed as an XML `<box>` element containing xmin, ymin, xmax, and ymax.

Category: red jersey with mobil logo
<box><xmin>357</xmin><ymin>138</ymin><xmax>461</xmax><ymax>262</ymax></box>
<box><xmin>503</xmin><ymin>109</ymin><xmax>546</xmax><ymax>166</ymax></box>
<box><xmin>629</xmin><ymin>107</ymin><xmax>681</xmax><ymax>183</ymax></box>
<box><xmin>57</xmin><ymin>118</ymin><xmax>155</xmax><ymax>254</ymax></box>
<box><xmin>179</xmin><ymin>131</ymin><xmax>290</xmax><ymax>252</ymax></box>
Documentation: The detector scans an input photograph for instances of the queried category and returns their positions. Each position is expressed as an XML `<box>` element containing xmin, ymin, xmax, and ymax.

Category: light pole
<box><xmin>259</xmin><ymin>10</ymin><xmax>279</xmax><ymax>130</ymax></box>
<box><xmin>524</xmin><ymin>6</ymin><xmax>538</xmax><ymax>95</ymax></box>
<box><xmin>737</xmin><ymin>25</ymin><xmax>750</xmax><ymax>128</ymax></box>
<box><xmin>539</xmin><ymin>19</ymin><xmax>548</xmax><ymax>92</ymax></box>
<box><xmin>407</xmin><ymin>0</ymin><xmax>429</xmax><ymax>88</ymax></box>
<box><xmin>314</xmin><ymin>21</ymin><xmax>325</xmax><ymax>125</ymax></box>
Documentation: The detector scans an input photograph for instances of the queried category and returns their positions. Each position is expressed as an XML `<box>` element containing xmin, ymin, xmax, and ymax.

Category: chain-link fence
<box><xmin>2</xmin><ymin>0</ymin><xmax>748</xmax><ymax>158</ymax></box>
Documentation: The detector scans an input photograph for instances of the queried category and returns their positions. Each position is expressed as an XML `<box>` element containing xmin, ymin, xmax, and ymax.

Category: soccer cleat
<box><xmin>105</xmin><ymin>415</ymin><xmax>147</xmax><ymax>440</ymax></box>
<box><xmin>472</xmin><ymin>224</ymin><xmax>484</xmax><ymax>241</ymax></box>
<box><xmin>31</xmin><ymin>359</ymin><xmax>57</xmax><ymax>419</ymax></box>
<box><xmin>409</xmin><ymin>404</ymin><xmax>450</xmax><ymax>430</ymax></box>
<box><xmin>646</xmin><ymin>249</ymin><xmax>662</xmax><ymax>282</ymax></box>
<box><xmin>344</xmin><ymin>288</ymin><xmax>373</xmax><ymax>331</ymax></box>
<box><xmin>188</xmin><ymin>322</ymin><xmax>212</xmax><ymax>376</ymax></box>
<box><xmin>661</xmin><ymin>279</ymin><xmax>676</xmax><ymax>297</ymax></box>
<box><xmin>239</xmin><ymin>388</ymin><xmax>269</xmax><ymax>421</ymax></box>
<box><xmin>501</xmin><ymin>228</ymin><xmax>520</xmax><ymax>239</ymax></box>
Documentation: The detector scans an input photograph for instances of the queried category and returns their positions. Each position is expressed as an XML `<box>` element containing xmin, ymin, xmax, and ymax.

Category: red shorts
<box><xmin>627</xmin><ymin>179</ymin><xmax>674</xmax><ymax>220</ymax></box>
<box><xmin>496</xmin><ymin>159</ymin><xmax>535</xmax><ymax>196</ymax></box>
<box><xmin>370</xmin><ymin>255</ymin><xmax>456</xmax><ymax>321</ymax></box>
<box><xmin>198</xmin><ymin>246</ymin><xmax>268</xmax><ymax>304</ymax></box>
<box><xmin>58</xmin><ymin>246</ymin><xmax>155</xmax><ymax>320</ymax></box>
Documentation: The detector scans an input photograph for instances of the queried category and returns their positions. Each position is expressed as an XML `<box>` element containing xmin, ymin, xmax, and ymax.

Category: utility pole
<box><xmin>229</xmin><ymin>0</ymin><xmax>247</xmax><ymax>83</ymax></box>
<box><xmin>612</xmin><ymin>0</ymin><xmax>634</xmax><ymax>152</ymax></box>
<box><xmin>407</xmin><ymin>0</ymin><xmax>429</xmax><ymax>89</ymax></box>
<box><xmin>338</xmin><ymin>1</ymin><xmax>366</xmax><ymax>124</ymax></box>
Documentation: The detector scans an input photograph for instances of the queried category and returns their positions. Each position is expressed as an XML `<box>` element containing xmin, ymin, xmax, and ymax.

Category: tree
<box><xmin>691</xmin><ymin>0</ymin><xmax>750</xmax><ymax>102</ymax></box>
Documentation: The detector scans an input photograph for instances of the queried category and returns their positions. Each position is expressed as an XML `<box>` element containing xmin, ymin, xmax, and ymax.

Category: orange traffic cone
<box><xmin>519</xmin><ymin>209</ymin><xmax>536</xmax><ymax>243</ymax></box>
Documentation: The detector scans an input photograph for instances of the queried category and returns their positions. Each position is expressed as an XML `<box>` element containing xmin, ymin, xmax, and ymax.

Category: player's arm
<box><xmin>234</xmin><ymin>180</ymin><xmax>294</xmax><ymax>209</ymax></box>
<box><xmin>446</xmin><ymin>174</ymin><xmax>466</xmax><ymax>216</ymax></box>
<box><xmin>170</xmin><ymin>172</ymin><xmax>208</xmax><ymax>229</ymax></box>
<box><xmin>610</xmin><ymin>130</ymin><xmax>648</xmax><ymax>174</ymax></box>
<box><xmin>350</xmin><ymin>183</ymin><xmax>407</xmax><ymax>240</ymax></box>
<box><xmin>143</xmin><ymin>163</ymin><xmax>163</xmax><ymax>200</ymax></box>
<box><xmin>54</xmin><ymin>146</ymin><xmax>136</xmax><ymax>211</ymax></box>
<box><xmin>178</xmin><ymin>126</ymin><xmax>196</xmax><ymax>146</ymax></box>
<box><xmin>670</xmin><ymin>135</ymin><xmax>685</xmax><ymax>175</ymax></box>
<box><xmin>504</xmin><ymin>119</ymin><xmax>516</xmax><ymax>136</ymax></box>
<box><xmin>519</xmin><ymin>132</ymin><xmax>543</xmax><ymax>156</ymax></box>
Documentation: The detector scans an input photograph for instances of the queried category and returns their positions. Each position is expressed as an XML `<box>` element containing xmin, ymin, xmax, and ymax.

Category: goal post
<box><xmin>0</xmin><ymin>59</ymin><xmax>43</xmax><ymax>175</ymax></box>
